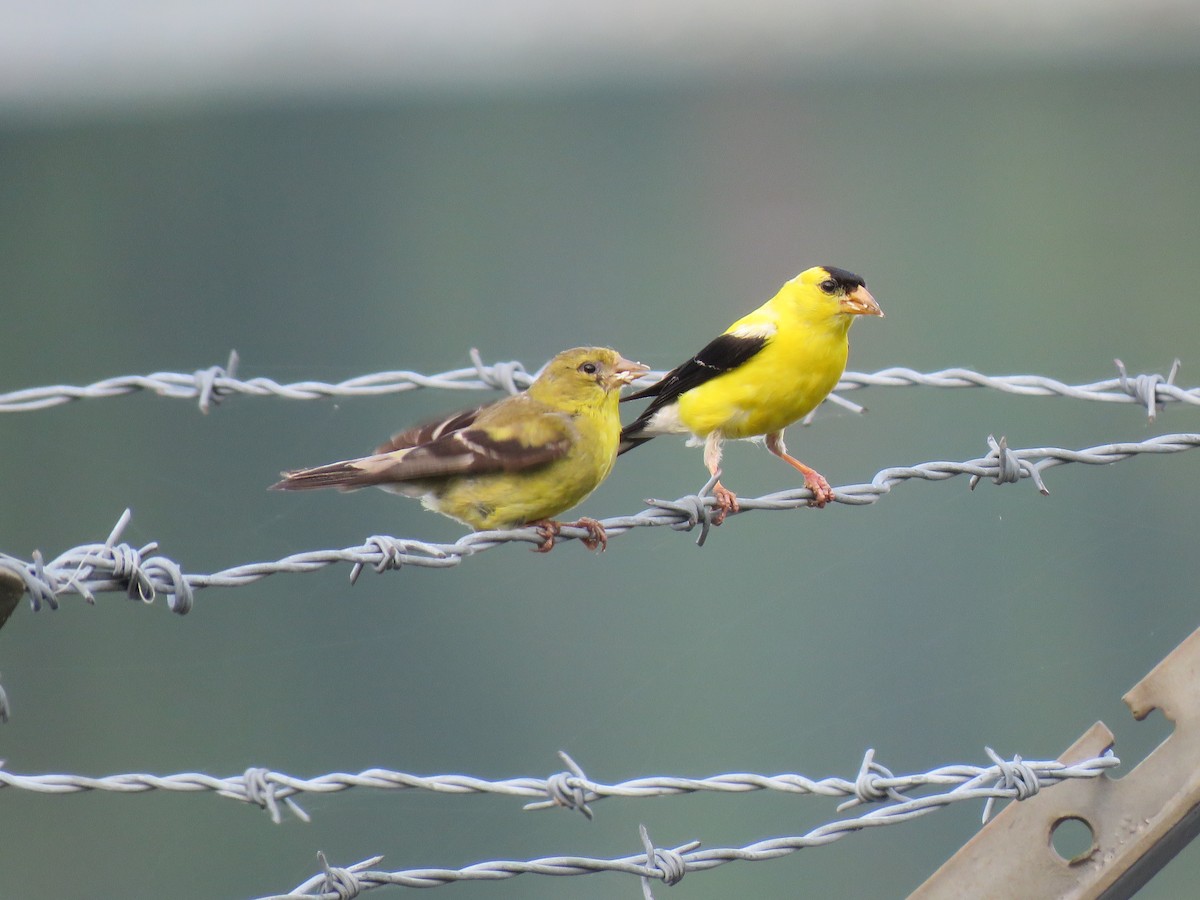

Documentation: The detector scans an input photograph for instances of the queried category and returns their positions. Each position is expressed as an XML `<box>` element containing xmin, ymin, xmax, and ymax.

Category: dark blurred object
<box><xmin>0</xmin><ymin>568</ymin><xmax>21</xmax><ymax>632</ymax></box>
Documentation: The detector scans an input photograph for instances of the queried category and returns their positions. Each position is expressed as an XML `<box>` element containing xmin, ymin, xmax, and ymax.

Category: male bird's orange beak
<box><xmin>841</xmin><ymin>285</ymin><xmax>884</xmax><ymax>318</ymax></box>
<box><xmin>612</xmin><ymin>356</ymin><xmax>651</xmax><ymax>387</ymax></box>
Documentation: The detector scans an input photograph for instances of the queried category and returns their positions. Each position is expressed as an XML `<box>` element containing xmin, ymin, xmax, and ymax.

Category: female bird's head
<box><xmin>787</xmin><ymin>266</ymin><xmax>883</xmax><ymax>323</ymax></box>
<box><xmin>530</xmin><ymin>347</ymin><xmax>650</xmax><ymax>404</ymax></box>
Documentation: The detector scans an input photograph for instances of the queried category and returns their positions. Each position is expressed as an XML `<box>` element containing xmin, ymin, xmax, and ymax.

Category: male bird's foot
<box><xmin>531</xmin><ymin>518</ymin><xmax>608</xmax><ymax>552</ymax></box>
<box><xmin>804</xmin><ymin>472</ymin><xmax>835</xmax><ymax>508</ymax></box>
<box><xmin>712</xmin><ymin>482</ymin><xmax>740</xmax><ymax>525</ymax></box>
<box><xmin>766</xmin><ymin>437</ymin><xmax>837</xmax><ymax>509</ymax></box>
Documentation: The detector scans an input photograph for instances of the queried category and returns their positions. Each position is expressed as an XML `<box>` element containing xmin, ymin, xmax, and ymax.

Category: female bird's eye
<box><xmin>818</xmin><ymin>279</ymin><xmax>838</xmax><ymax>294</ymax></box>
<box><xmin>579</xmin><ymin>362</ymin><xmax>598</xmax><ymax>375</ymax></box>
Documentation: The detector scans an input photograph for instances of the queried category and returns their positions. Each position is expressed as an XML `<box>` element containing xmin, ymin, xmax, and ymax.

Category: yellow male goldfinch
<box><xmin>620</xmin><ymin>266</ymin><xmax>882</xmax><ymax>522</ymax></box>
<box><xmin>273</xmin><ymin>347</ymin><xmax>648</xmax><ymax>551</ymax></box>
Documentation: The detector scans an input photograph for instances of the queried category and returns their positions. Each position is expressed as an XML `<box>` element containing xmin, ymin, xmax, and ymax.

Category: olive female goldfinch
<box><xmin>273</xmin><ymin>347</ymin><xmax>648</xmax><ymax>551</ymax></box>
<box><xmin>620</xmin><ymin>266</ymin><xmax>882</xmax><ymax>521</ymax></box>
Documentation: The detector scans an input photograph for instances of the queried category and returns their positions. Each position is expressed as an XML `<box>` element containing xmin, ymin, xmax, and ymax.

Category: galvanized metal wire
<box><xmin>1</xmin><ymin>431</ymin><xmax>1197</xmax><ymax>615</ymax></box>
<box><xmin>0</xmin><ymin>747</ymin><xmax>1116</xmax><ymax>896</ymax></box>
<box><xmin>0</xmin><ymin>350</ymin><xmax>536</xmax><ymax>413</ymax></box>
<box><xmin>0</xmin><ymin>353</ymin><xmax>1194</xmax><ymax>418</ymax></box>
<box><xmin>0</xmin><ymin>748</ymin><xmax>1115</xmax><ymax>825</ymax></box>
<box><xmin>242</xmin><ymin>748</ymin><xmax>1117</xmax><ymax>898</ymax></box>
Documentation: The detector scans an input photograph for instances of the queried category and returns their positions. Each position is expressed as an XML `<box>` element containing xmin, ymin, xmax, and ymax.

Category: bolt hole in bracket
<box><xmin>1050</xmin><ymin>815</ymin><xmax>1097</xmax><ymax>865</ymax></box>
<box><xmin>913</xmin><ymin>625</ymin><xmax>1200</xmax><ymax>899</ymax></box>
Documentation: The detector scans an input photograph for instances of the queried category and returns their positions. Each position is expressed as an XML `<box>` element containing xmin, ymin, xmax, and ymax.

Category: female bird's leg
<box><xmin>564</xmin><ymin>517</ymin><xmax>607</xmax><ymax>552</ymax></box>
<box><xmin>703</xmin><ymin>432</ymin><xmax>738</xmax><ymax>524</ymax></box>
<box><xmin>530</xmin><ymin>518</ymin><xmax>608</xmax><ymax>552</ymax></box>
<box><xmin>765</xmin><ymin>432</ymin><xmax>834</xmax><ymax>507</ymax></box>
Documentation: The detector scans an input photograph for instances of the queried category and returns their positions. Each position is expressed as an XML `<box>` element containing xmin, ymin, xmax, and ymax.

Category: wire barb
<box><xmin>639</xmin><ymin>824</ymin><xmax>697</xmax><ymax>899</ymax></box>
<box><xmin>237</xmin><ymin>767</ymin><xmax>312</xmax><ymax>824</ymax></box>
<box><xmin>314</xmin><ymin>852</ymin><xmax>382</xmax><ymax>900</ymax></box>
<box><xmin>192</xmin><ymin>349</ymin><xmax>240</xmax><ymax>413</ymax></box>
<box><xmin>644</xmin><ymin>469</ymin><xmax>721</xmax><ymax>546</ymax></box>
<box><xmin>837</xmin><ymin>748</ymin><xmax>911</xmax><ymax>812</ymax></box>
<box><xmin>1115</xmin><ymin>357</ymin><xmax>1181</xmax><ymax>422</ymax></box>
<box><xmin>523</xmin><ymin>750</ymin><xmax>595</xmax><ymax>819</ymax></box>
<box><xmin>968</xmin><ymin>435</ymin><xmax>1051</xmax><ymax>495</ymax></box>
<box><xmin>468</xmin><ymin>347</ymin><xmax>530</xmax><ymax>395</ymax></box>
<box><xmin>980</xmin><ymin>747</ymin><xmax>1041</xmax><ymax>824</ymax></box>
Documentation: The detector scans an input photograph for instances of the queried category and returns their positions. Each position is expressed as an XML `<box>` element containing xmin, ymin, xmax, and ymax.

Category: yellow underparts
<box><xmin>677</xmin><ymin>317</ymin><xmax>850</xmax><ymax>440</ymax></box>
<box><xmin>432</xmin><ymin>398</ymin><xmax>621</xmax><ymax>531</ymax></box>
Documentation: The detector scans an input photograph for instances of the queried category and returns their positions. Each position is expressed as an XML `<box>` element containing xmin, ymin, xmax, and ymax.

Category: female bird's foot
<box><xmin>532</xmin><ymin>520</ymin><xmax>561</xmax><ymax>552</ymax></box>
<box><xmin>531</xmin><ymin>518</ymin><xmax>608</xmax><ymax>552</ymax></box>
<box><xmin>712</xmin><ymin>481</ymin><xmax>740</xmax><ymax>525</ymax></box>
<box><xmin>567</xmin><ymin>517</ymin><xmax>608</xmax><ymax>552</ymax></box>
<box><xmin>804</xmin><ymin>472</ymin><xmax>835</xmax><ymax>508</ymax></box>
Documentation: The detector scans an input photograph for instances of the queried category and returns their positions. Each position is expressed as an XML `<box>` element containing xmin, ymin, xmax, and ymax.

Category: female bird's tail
<box><xmin>270</xmin><ymin>456</ymin><xmax>393</xmax><ymax>491</ymax></box>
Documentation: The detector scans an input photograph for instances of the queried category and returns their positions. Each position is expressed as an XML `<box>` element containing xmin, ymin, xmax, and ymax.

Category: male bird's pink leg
<box><xmin>703</xmin><ymin>432</ymin><xmax>738</xmax><ymax>524</ymax></box>
<box><xmin>765</xmin><ymin>432</ymin><xmax>834</xmax><ymax>508</ymax></box>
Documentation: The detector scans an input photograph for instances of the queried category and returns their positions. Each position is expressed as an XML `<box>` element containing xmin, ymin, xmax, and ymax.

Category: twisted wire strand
<box><xmin>0</xmin><ymin>350</ymin><xmax>534</xmax><ymax>413</ymax></box>
<box><xmin>1</xmin><ymin>432</ymin><xmax>1197</xmax><ymax>615</ymax></box>
<box><xmin>1</xmin><ymin>355</ymin><xmax>1194</xmax><ymax>416</ymax></box>
<box><xmin>253</xmin><ymin>750</ymin><xmax>1116</xmax><ymax>898</ymax></box>
<box><xmin>0</xmin><ymin>748</ymin><xmax>1117</xmax><ymax>825</ymax></box>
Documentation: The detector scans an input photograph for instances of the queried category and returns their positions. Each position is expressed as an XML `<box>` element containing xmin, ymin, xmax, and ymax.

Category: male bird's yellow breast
<box><xmin>676</xmin><ymin>301</ymin><xmax>851</xmax><ymax>440</ymax></box>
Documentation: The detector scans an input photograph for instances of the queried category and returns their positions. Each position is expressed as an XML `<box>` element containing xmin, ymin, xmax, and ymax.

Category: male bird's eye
<box><xmin>818</xmin><ymin>279</ymin><xmax>838</xmax><ymax>294</ymax></box>
<box><xmin>579</xmin><ymin>362</ymin><xmax>598</xmax><ymax>375</ymax></box>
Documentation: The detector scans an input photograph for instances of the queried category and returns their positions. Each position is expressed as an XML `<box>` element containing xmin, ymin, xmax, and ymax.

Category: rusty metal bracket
<box><xmin>912</xmin><ymin>625</ymin><xmax>1200</xmax><ymax>899</ymax></box>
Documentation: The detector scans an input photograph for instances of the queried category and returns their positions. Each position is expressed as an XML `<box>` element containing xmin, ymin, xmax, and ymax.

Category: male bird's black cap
<box><xmin>821</xmin><ymin>266</ymin><xmax>866</xmax><ymax>290</ymax></box>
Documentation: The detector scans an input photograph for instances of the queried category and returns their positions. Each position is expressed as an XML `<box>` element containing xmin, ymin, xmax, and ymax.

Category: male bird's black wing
<box><xmin>620</xmin><ymin>330</ymin><xmax>769</xmax><ymax>450</ymax></box>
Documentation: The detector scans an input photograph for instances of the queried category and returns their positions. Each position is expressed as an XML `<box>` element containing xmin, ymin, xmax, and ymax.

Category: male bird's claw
<box><xmin>805</xmin><ymin>473</ymin><xmax>835</xmax><ymax>508</ymax></box>
<box><xmin>711</xmin><ymin>482</ymin><xmax>740</xmax><ymax>525</ymax></box>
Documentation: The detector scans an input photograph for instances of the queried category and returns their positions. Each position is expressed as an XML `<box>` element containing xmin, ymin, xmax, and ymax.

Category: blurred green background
<box><xmin>2</xmin><ymin>4</ymin><xmax>1200</xmax><ymax>898</ymax></box>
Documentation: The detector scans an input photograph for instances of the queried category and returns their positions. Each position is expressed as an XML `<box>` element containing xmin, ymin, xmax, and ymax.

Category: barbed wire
<box><xmin>248</xmin><ymin>748</ymin><xmax>1116</xmax><ymax>899</ymax></box>
<box><xmin>1</xmin><ymin>432</ymin><xmax>1197</xmax><ymax>616</ymax></box>
<box><xmin>0</xmin><ymin>353</ymin><xmax>1194</xmax><ymax>419</ymax></box>
<box><xmin>0</xmin><ymin>350</ymin><xmax>535</xmax><ymax>413</ymax></box>
<box><xmin>0</xmin><ymin>360</ymin><xmax>1176</xmax><ymax>897</ymax></box>
<box><xmin>0</xmin><ymin>748</ymin><xmax>1116</xmax><ymax>825</ymax></box>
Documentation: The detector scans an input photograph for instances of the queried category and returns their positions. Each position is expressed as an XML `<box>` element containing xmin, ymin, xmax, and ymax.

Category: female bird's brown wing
<box><xmin>619</xmin><ymin>331</ymin><xmax>770</xmax><ymax>450</ymax></box>
<box><xmin>272</xmin><ymin>399</ymin><xmax>573</xmax><ymax>491</ymax></box>
<box><xmin>374</xmin><ymin>405</ymin><xmax>484</xmax><ymax>453</ymax></box>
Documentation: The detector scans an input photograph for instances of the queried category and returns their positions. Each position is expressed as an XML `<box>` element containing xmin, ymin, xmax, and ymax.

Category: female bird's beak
<box><xmin>612</xmin><ymin>356</ymin><xmax>651</xmax><ymax>386</ymax></box>
<box><xmin>840</xmin><ymin>286</ymin><xmax>884</xmax><ymax>318</ymax></box>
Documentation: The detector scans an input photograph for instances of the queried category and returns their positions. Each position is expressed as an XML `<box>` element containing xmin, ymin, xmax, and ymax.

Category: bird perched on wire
<box><xmin>272</xmin><ymin>347</ymin><xmax>648</xmax><ymax>551</ymax></box>
<box><xmin>619</xmin><ymin>266</ymin><xmax>883</xmax><ymax>522</ymax></box>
